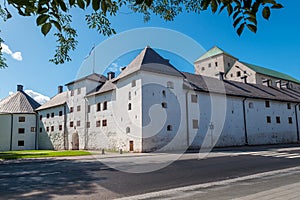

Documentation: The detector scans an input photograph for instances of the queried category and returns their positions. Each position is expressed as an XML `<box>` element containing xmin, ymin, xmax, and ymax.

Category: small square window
<box><xmin>162</xmin><ymin>90</ymin><xmax>166</xmax><ymax>97</ymax></box>
<box><xmin>71</xmin><ymin>90</ymin><xmax>74</xmax><ymax>96</ymax></box>
<box><xmin>47</xmin><ymin>114</ymin><xmax>50</xmax><ymax>118</ymax></box>
<box><xmin>276</xmin><ymin>116</ymin><xmax>281</xmax><ymax>124</ymax></box>
<box><xmin>236</xmin><ymin>71</ymin><xmax>241</xmax><ymax>77</ymax></box>
<box><xmin>267</xmin><ymin>116</ymin><xmax>271</xmax><ymax>123</ymax></box>
<box><xmin>86</xmin><ymin>122</ymin><xmax>90</xmax><ymax>128</ymax></box>
<box><xmin>162</xmin><ymin>102</ymin><xmax>167</xmax><ymax>108</ymax></box>
<box><xmin>201</xmin><ymin>67</ymin><xmax>205</xmax><ymax>71</ymax></box>
<box><xmin>96</xmin><ymin>120</ymin><xmax>101</xmax><ymax>127</ymax></box>
<box><xmin>18</xmin><ymin>128</ymin><xmax>25</xmax><ymax>134</ymax></box>
<box><xmin>167</xmin><ymin>125</ymin><xmax>172</xmax><ymax>131</ymax></box>
<box><xmin>77</xmin><ymin>120</ymin><xmax>80</xmax><ymax>127</ymax></box>
<box><xmin>215</xmin><ymin>62</ymin><xmax>218</xmax><ymax>67</ymax></box>
<box><xmin>193</xmin><ymin>120</ymin><xmax>199</xmax><ymax>129</ymax></box>
<box><xmin>97</xmin><ymin>103</ymin><xmax>101</xmax><ymax>112</ymax></box>
<box><xmin>40</xmin><ymin>127</ymin><xmax>42</xmax><ymax>133</ymax></box>
<box><xmin>51</xmin><ymin>112</ymin><xmax>54</xmax><ymax>118</ymax></box>
<box><xmin>70</xmin><ymin>107</ymin><xmax>74</xmax><ymax>113</ymax></box>
<box><xmin>51</xmin><ymin>126</ymin><xmax>54</xmax><ymax>132</ymax></box>
<box><xmin>77</xmin><ymin>88</ymin><xmax>81</xmax><ymax>95</ymax></box>
<box><xmin>87</xmin><ymin>105</ymin><xmax>91</xmax><ymax>113</ymax></box>
<box><xmin>287</xmin><ymin>103</ymin><xmax>291</xmax><ymax>109</ymax></box>
<box><xmin>59</xmin><ymin>125</ymin><xmax>62</xmax><ymax>131</ymax></box>
<box><xmin>249</xmin><ymin>102</ymin><xmax>254</xmax><ymax>109</ymax></box>
<box><xmin>19</xmin><ymin>116</ymin><xmax>25</xmax><ymax>122</ymax></box>
<box><xmin>103</xmin><ymin>101</ymin><xmax>107</xmax><ymax>110</ymax></box>
<box><xmin>128</xmin><ymin>103</ymin><xmax>132</xmax><ymax>110</ymax></box>
<box><xmin>31</xmin><ymin>127</ymin><xmax>36</xmax><ymax>132</ymax></box>
<box><xmin>59</xmin><ymin>111</ymin><xmax>63</xmax><ymax>116</ymax></box>
<box><xmin>230</xmin><ymin>73</ymin><xmax>233</xmax><ymax>77</ymax></box>
<box><xmin>191</xmin><ymin>94</ymin><xmax>198</xmax><ymax>103</ymax></box>
<box><xmin>288</xmin><ymin>117</ymin><xmax>293</xmax><ymax>124</ymax></box>
<box><xmin>39</xmin><ymin>115</ymin><xmax>43</xmax><ymax>120</ymax></box>
<box><xmin>46</xmin><ymin>127</ymin><xmax>49</xmax><ymax>132</ymax></box>
<box><xmin>208</xmin><ymin>63</ymin><xmax>211</xmax><ymax>68</ymax></box>
<box><xmin>265</xmin><ymin>101</ymin><xmax>270</xmax><ymax>108</ymax></box>
<box><xmin>132</xmin><ymin>80</ymin><xmax>136</xmax><ymax>87</ymax></box>
<box><xmin>77</xmin><ymin>105</ymin><xmax>81</xmax><ymax>112</ymax></box>
<box><xmin>18</xmin><ymin>140</ymin><xmax>24</xmax><ymax>146</ymax></box>
<box><xmin>70</xmin><ymin>121</ymin><xmax>74</xmax><ymax>127</ymax></box>
<box><xmin>102</xmin><ymin>120</ymin><xmax>107</xmax><ymax>127</ymax></box>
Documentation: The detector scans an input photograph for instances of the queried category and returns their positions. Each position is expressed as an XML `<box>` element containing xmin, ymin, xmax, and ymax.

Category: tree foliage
<box><xmin>0</xmin><ymin>0</ymin><xmax>283</xmax><ymax>68</ymax></box>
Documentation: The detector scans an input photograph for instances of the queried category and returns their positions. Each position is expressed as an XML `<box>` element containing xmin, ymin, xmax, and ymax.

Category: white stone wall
<box><xmin>225</xmin><ymin>61</ymin><xmax>257</xmax><ymax>84</ymax></box>
<box><xmin>0</xmin><ymin>114</ymin><xmax>12</xmax><ymax>151</ymax></box>
<box><xmin>38</xmin><ymin>106</ymin><xmax>66</xmax><ymax>150</ymax></box>
<box><xmin>245</xmin><ymin>99</ymin><xmax>298</xmax><ymax>145</ymax></box>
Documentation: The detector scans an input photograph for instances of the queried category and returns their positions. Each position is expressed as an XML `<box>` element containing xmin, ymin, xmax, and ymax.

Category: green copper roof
<box><xmin>195</xmin><ymin>46</ymin><xmax>236</xmax><ymax>62</ymax></box>
<box><xmin>242</xmin><ymin>62</ymin><xmax>300</xmax><ymax>84</ymax></box>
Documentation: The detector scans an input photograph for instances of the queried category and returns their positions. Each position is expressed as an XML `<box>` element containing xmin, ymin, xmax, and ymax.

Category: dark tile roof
<box><xmin>183</xmin><ymin>72</ymin><xmax>300</xmax><ymax>102</ymax></box>
<box><xmin>0</xmin><ymin>91</ymin><xmax>41</xmax><ymax>114</ymax></box>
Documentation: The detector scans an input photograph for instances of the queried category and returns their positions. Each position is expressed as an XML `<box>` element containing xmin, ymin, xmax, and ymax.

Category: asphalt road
<box><xmin>1</xmin><ymin>146</ymin><xmax>300</xmax><ymax>199</ymax></box>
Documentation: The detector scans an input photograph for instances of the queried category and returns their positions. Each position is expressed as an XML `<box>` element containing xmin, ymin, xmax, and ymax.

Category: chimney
<box><xmin>58</xmin><ymin>85</ymin><xmax>63</xmax><ymax>94</ymax></box>
<box><xmin>107</xmin><ymin>72</ymin><xmax>115</xmax><ymax>80</ymax></box>
<box><xmin>262</xmin><ymin>79</ymin><xmax>271</xmax><ymax>87</ymax></box>
<box><xmin>121</xmin><ymin>66</ymin><xmax>127</xmax><ymax>71</ymax></box>
<box><xmin>17</xmin><ymin>85</ymin><xmax>23</xmax><ymax>92</ymax></box>
<box><xmin>241</xmin><ymin>75</ymin><xmax>248</xmax><ymax>84</ymax></box>
<box><xmin>217</xmin><ymin>72</ymin><xmax>225</xmax><ymax>81</ymax></box>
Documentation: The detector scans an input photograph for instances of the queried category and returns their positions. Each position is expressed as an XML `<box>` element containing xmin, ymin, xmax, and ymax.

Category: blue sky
<box><xmin>1</xmin><ymin>1</ymin><xmax>299</xmax><ymax>100</ymax></box>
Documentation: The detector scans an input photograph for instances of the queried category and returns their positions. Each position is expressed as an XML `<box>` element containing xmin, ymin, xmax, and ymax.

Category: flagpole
<box><xmin>92</xmin><ymin>44</ymin><xmax>95</xmax><ymax>74</ymax></box>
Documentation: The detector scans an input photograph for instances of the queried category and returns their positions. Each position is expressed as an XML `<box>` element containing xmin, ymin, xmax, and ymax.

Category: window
<box><xmin>96</xmin><ymin>120</ymin><xmax>101</xmax><ymax>127</ymax></box>
<box><xmin>103</xmin><ymin>101</ymin><xmax>107</xmax><ymax>110</ymax></box>
<box><xmin>18</xmin><ymin>128</ymin><xmax>25</xmax><ymax>134</ymax></box>
<box><xmin>51</xmin><ymin>112</ymin><xmax>54</xmax><ymax>118</ymax></box>
<box><xmin>77</xmin><ymin>120</ymin><xmax>80</xmax><ymax>127</ymax></box>
<box><xmin>128</xmin><ymin>103</ymin><xmax>132</xmax><ymax>110</ymax></box>
<box><xmin>39</xmin><ymin>115</ymin><xmax>42</xmax><ymax>120</ymax></box>
<box><xmin>236</xmin><ymin>71</ymin><xmax>241</xmax><ymax>77</ymax></box>
<box><xmin>87</xmin><ymin>105</ymin><xmax>91</xmax><ymax>113</ymax></box>
<box><xmin>126</xmin><ymin>127</ymin><xmax>130</xmax><ymax>133</ymax></box>
<box><xmin>59</xmin><ymin>111</ymin><xmax>63</xmax><ymax>116</ymax></box>
<box><xmin>132</xmin><ymin>80</ymin><xmax>136</xmax><ymax>87</ymax></box>
<box><xmin>167</xmin><ymin>81</ymin><xmax>174</xmax><ymax>89</ymax></box>
<box><xmin>77</xmin><ymin>105</ymin><xmax>81</xmax><ymax>111</ymax></box>
<box><xmin>77</xmin><ymin>88</ymin><xmax>81</xmax><ymax>95</ymax></box>
<box><xmin>228</xmin><ymin>63</ymin><xmax>231</xmax><ymax>67</ymax></box>
<box><xmin>162</xmin><ymin>90</ymin><xmax>166</xmax><ymax>97</ymax></box>
<box><xmin>215</xmin><ymin>62</ymin><xmax>218</xmax><ymax>67</ymax></box>
<box><xmin>70</xmin><ymin>90</ymin><xmax>74</xmax><ymax>96</ymax></box>
<box><xmin>287</xmin><ymin>103</ymin><xmax>291</xmax><ymax>109</ymax></box>
<box><xmin>201</xmin><ymin>67</ymin><xmax>205</xmax><ymax>71</ymax></box>
<box><xmin>51</xmin><ymin>126</ymin><xmax>54</xmax><ymax>132</ymax></box>
<box><xmin>267</xmin><ymin>116</ymin><xmax>271</xmax><ymax>123</ymax></box>
<box><xmin>40</xmin><ymin>127</ymin><xmax>42</xmax><ymax>133</ymax></box>
<box><xmin>276</xmin><ymin>116</ymin><xmax>281</xmax><ymax>124</ymax></box>
<box><xmin>288</xmin><ymin>117</ymin><xmax>293</xmax><ymax>124</ymax></box>
<box><xmin>208</xmin><ymin>63</ymin><xmax>211</xmax><ymax>68</ymax></box>
<box><xmin>191</xmin><ymin>94</ymin><xmax>198</xmax><ymax>103</ymax></box>
<box><xmin>193</xmin><ymin>120</ymin><xmax>199</xmax><ymax>129</ymax></box>
<box><xmin>86</xmin><ymin>122</ymin><xmax>90</xmax><ymax>128</ymax></box>
<box><xmin>46</xmin><ymin>127</ymin><xmax>49</xmax><ymax>132</ymax></box>
<box><xmin>70</xmin><ymin>121</ymin><xmax>74</xmax><ymax>127</ymax></box>
<box><xmin>70</xmin><ymin>107</ymin><xmax>74</xmax><ymax>113</ymax></box>
<box><xmin>18</xmin><ymin>140</ymin><xmax>24</xmax><ymax>146</ymax></box>
<box><xmin>129</xmin><ymin>92</ymin><xmax>131</xmax><ymax>100</ymax></box>
<box><xmin>167</xmin><ymin>125</ymin><xmax>172</xmax><ymax>131</ymax></box>
<box><xmin>97</xmin><ymin>103</ymin><xmax>101</xmax><ymax>112</ymax></box>
<box><xmin>47</xmin><ymin>114</ymin><xmax>50</xmax><ymax>118</ymax></box>
<box><xmin>162</xmin><ymin>102</ymin><xmax>167</xmax><ymax>108</ymax></box>
<box><xmin>249</xmin><ymin>102</ymin><xmax>254</xmax><ymax>109</ymax></box>
<box><xmin>102</xmin><ymin>119</ymin><xmax>107</xmax><ymax>127</ymax></box>
<box><xmin>31</xmin><ymin>127</ymin><xmax>36</xmax><ymax>132</ymax></box>
<box><xmin>19</xmin><ymin>116</ymin><xmax>25</xmax><ymax>122</ymax></box>
<box><xmin>265</xmin><ymin>101</ymin><xmax>270</xmax><ymax>108</ymax></box>
<box><xmin>230</xmin><ymin>73</ymin><xmax>233</xmax><ymax>78</ymax></box>
<box><xmin>59</xmin><ymin>125</ymin><xmax>62</xmax><ymax>131</ymax></box>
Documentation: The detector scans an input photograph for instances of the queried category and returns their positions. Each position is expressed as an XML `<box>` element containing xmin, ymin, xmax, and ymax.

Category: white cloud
<box><xmin>1</xmin><ymin>43</ymin><xmax>23</xmax><ymax>61</ymax></box>
<box><xmin>107</xmin><ymin>63</ymin><xmax>121</xmax><ymax>73</ymax></box>
<box><xmin>9</xmin><ymin>91</ymin><xmax>14</xmax><ymax>95</ymax></box>
<box><xmin>25</xmin><ymin>90</ymin><xmax>50</xmax><ymax>105</ymax></box>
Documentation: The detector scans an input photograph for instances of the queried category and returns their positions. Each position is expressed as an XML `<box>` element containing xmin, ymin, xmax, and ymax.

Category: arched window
<box><xmin>103</xmin><ymin>101</ymin><xmax>107</xmax><ymax>110</ymax></box>
<box><xmin>126</xmin><ymin>127</ymin><xmax>130</xmax><ymax>133</ymax></box>
<box><xmin>128</xmin><ymin>103</ymin><xmax>132</xmax><ymax>110</ymax></box>
<box><xmin>167</xmin><ymin>125</ymin><xmax>172</xmax><ymax>131</ymax></box>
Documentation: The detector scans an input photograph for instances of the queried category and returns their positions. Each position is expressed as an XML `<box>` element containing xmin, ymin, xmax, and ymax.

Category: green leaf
<box><xmin>237</xmin><ymin>23</ymin><xmax>245</xmax><ymax>36</ymax></box>
<box><xmin>101</xmin><ymin>0</ymin><xmax>107</xmax><ymax>13</ymax></box>
<box><xmin>92</xmin><ymin>0</ymin><xmax>100</xmax><ymax>11</ymax></box>
<box><xmin>247</xmin><ymin>24</ymin><xmax>257</xmax><ymax>33</ymax></box>
<box><xmin>69</xmin><ymin>0</ymin><xmax>76</xmax><ymax>6</ymax></box>
<box><xmin>271</xmin><ymin>3</ymin><xmax>284</xmax><ymax>9</ymax></box>
<box><xmin>233</xmin><ymin>16</ymin><xmax>243</xmax><ymax>28</ymax></box>
<box><xmin>50</xmin><ymin>20</ymin><xmax>62</xmax><ymax>31</ymax></box>
<box><xmin>211</xmin><ymin>0</ymin><xmax>218</xmax><ymax>13</ymax></box>
<box><xmin>41</xmin><ymin>22</ymin><xmax>52</xmax><ymax>36</ymax></box>
<box><xmin>59</xmin><ymin>1</ymin><xmax>67</xmax><ymax>12</ymax></box>
<box><xmin>227</xmin><ymin>4</ymin><xmax>233</xmax><ymax>16</ymax></box>
<box><xmin>262</xmin><ymin>6</ymin><xmax>271</xmax><ymax>20</ymax></box>
<box><xmin>247</xmin><ymin>16</ymin><xmax>257</xmax><ymax>25</ymax></box>
<box><xmin>144</xmin><ymin>0</ymin><xmax>153</xmax><ymax>7</ymax></box>
<box><xmin>86</xmin><ymin>0</ymin><xmax>91</xmax><ymax>7</ymax></box>
<box><xmin>36</xmin><ymin>14</ymin><xmax>49</xmax><ymax>25</ymax></box>
<box><xmin>77</xmin><ymin>0</ymin><xmax>85</xmax><ymax>9</ymax></box>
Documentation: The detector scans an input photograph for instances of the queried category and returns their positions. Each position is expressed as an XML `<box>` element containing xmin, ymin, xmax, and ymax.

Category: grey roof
<box><xmin>86</xmin><ymin>80</ymin><xmax>116</xmax><ymax>97</ymax></box>
<box><xmin>183</xmin><ymin>72</ymin><xmax>300</xmax><ymax>103</ymax></box>
<box><xmin>65</xmin><ymin>73</ymin><xmax>107</xmax><ymax>86</ymax></box>
<box><xmin>114</xmin><ymin>46</ymin><xmax>184</xmax><ymax>81</ymax></box>
<box><xmin>36</xmin><ymin>91</ymin><xmax>67</xmax><ymax>111</ymax></box>
<box><xmin>0</xmin><ymin>91</ymin><xmax>41</xmax><ymax>114</ymax></box>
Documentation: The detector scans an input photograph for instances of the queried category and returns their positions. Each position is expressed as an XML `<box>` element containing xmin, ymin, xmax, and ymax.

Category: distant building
<box><xmin>0</xmin><ymin>85</ymin><xmax>40</xmax><ymax>151</ymax></box>
<box><xmin>35</xmin><ymin>46</ymin><xmax>300</xmax><ymax>152</ymax></box>
<box><xmin>194</xmin><ymin>46</ymin><xmax>300</xmax><ymax>89</ymax></box>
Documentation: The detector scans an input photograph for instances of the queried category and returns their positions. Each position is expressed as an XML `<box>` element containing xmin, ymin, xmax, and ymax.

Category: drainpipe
<box><xmin>35</xmin><ymin>113</ymin><xmax>38</xmax><ymax>150</ymax></box>
<box><xmin>63</xmin><ymin>104</ymin><xmax>68</xmax><ymax>150</ymax></box>
<box><xmin>295</xmin><ymin>103</ymin><xmax>300</xmax><ymax>142</ymax></box>
<box><xmin>185</xmin><ymin>91</ymin><xmax>190</xmax><ymax>149</ymax></box>
<box><xmin>10</xmin><ymin>114</ymin><xmax>13</xmax><ymax>151</ymax></box>
<box><xmin>242</xmin><ymin>98</ymin><xmax>249</xmax><ymax>145</ymax></box>
<box><xmin>84</xmin><ymin>97</ymin><xmax>88</xmax><ymax>150</ymax></box>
